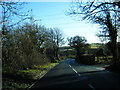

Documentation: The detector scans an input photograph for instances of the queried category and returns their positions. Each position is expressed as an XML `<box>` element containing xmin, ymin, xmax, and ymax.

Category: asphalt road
<box><xmin>30</xmin><ymin>59</ymin><xmax>120</xmax><ymax>89</ymax></box>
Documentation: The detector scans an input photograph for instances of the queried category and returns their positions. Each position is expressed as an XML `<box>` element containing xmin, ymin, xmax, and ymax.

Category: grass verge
<box><xmin>2</xmin><ymin>63</ymin><xmax>58</xmax><ymax>89</ymax></box>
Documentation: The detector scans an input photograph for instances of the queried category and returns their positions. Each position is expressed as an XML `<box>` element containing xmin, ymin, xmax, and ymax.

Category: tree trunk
<box><xmin>76</xmin><ymin>48</ymin><xmax>81</xmax><ymax>61</ymax></box>
<box><xmin>112</xmin><ymin>43</ymin><xmax>117</xmax><ymax>64</ymax></box>
<box><xmin>117</xmin><ymin>43</ymin><xmax>120</xmax><ymax>62</ymax></box>
<box><xmin>106</xmin><ymin>12</ymin><xmax>118</xmax><ymax>64</ymax></box>
<box><xmin>55</xmin><ymin>47</ymin><xmax>59</xmax><ymax>60</ymax></box>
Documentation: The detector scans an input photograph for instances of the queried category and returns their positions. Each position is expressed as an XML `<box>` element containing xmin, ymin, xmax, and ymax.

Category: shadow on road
<box><xmin>29</xmin><ymin>59</ymin><xmax>120</xmax><ymax>89</ymax></box>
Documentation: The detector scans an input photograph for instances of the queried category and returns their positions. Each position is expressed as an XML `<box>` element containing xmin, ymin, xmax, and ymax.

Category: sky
<box><xmin>23</xmin><ymin>2</ymin><xmax>102</xmax><ymax>45</ymax></box>
<box><xmin>12</xmin><ymin>0</ymin><xmax>118</xmax><ymax>2</ymax></box>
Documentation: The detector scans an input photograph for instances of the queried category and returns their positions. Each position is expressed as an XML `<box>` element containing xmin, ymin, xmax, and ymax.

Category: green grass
<box><xmin>90</xmin><ymin>43</ymin><xmax>102</xmax><ymax>49</ymax></box>
<box><xmin>95</xmin><ymin>56</ymin><xmax>112</xmax><ymax>64</ymax></box>
<box><xmin>2</xmin><ymin>63</ymin><xmax>58</xmax><ymax>89</ymax></box>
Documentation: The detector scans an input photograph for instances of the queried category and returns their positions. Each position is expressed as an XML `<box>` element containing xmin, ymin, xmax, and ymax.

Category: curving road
<box><xmin>29</xmin><ymin>59</ymin><xmax>120</xmax><ymax>89</ymax></box>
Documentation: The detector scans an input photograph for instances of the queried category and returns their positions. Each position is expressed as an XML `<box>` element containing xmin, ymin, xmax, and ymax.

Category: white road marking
<box><xmin>69</xmin><ymin>62</ymin><xmax>96</xmax><ymax>89</ymax></box>
<box><xmin>69</xmin><ymin>64</ymin><xmax>81</xmax><ymax>76</ymax></box>
<box><xmin>96</xmin><ymin>67</ymin><xmax>105</xmax><ymax>70</ymax></box>
<box><xmin>69</xmin><ymin>64</ymin><xmax>72</xmax><ymax>68</ymax></box>
<box><xmin>88</xmin><ymin>84</ymin><xmax>95</xmax><ymax>90</ymax></box>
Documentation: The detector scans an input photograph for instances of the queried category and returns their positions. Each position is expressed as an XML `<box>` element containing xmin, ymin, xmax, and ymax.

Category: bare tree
<box><xmin>0</xmin><ymin>1</ymin><xmax>31</xmax><ymax>35</ymax></box>
<box><xmin>45</xmin><ymin>28</ymin><xmax>65</xmax><ymax>61</ymax></box>
<box><xmin>68</xmin><ymin>1</ymin><xmax>120</xmax><ymax>64</ymax></box>
<box><xmin>53</xmin><ymin>28</ymin><xmax>65</xmax><ymax>60</ymax></box>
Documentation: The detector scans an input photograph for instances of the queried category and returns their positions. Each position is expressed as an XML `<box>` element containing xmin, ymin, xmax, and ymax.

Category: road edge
<box><xmin>26</xmin><ymin>63</ymin><xmax>59</xmax><ymax>89</ymax></box>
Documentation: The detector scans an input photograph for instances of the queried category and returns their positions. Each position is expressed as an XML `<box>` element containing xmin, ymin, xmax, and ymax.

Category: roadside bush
<box><xmin>2</xmin><ymin>22</ymin><xmax>64</xmax><ymax>71</ymax></box>
<box><xmin>2</xmin><ymin>23</ymin><xmax>50</xmax><ymax>71</ymax></box>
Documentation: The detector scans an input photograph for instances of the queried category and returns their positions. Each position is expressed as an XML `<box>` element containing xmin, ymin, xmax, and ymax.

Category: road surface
<box><xmin>29</xmin><ymin>59</ymin><xmax>120</xmax><ymax>89</ymax></box>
